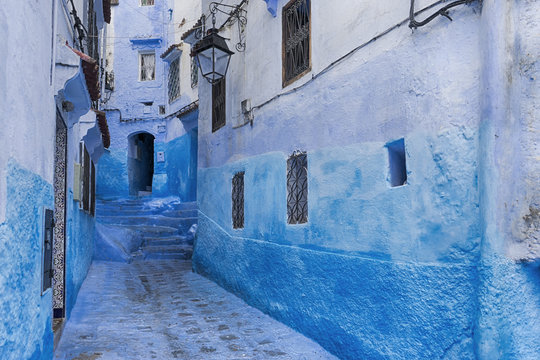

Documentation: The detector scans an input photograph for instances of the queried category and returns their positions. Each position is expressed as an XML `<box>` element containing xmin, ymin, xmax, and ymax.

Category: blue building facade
<box><xmin>0</xmin><ymin>0</ymin><xmax>111</xmax><ymax>358</ymax></box>
<box><xmin>97</xmin><ymin>0</ymin><xmax>199</xmax><ymax>201</ymax></box>
<box><xmin>193</xmin><ymin>0</ymin><xmax>540</xmax><ymax>359</ymax></box>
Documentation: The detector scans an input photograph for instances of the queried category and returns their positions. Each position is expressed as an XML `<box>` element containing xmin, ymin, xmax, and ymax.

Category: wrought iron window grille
<box><xmin>191</xmin><ymin>56</ymin><xmax>199</xmax><ymax>88</ymax></box>
<box><xmin>232</xmin><ymin>171</ymin><xmax>245</xmax><ymax>229</ymax></box>
<box><xmin>287</xmin><ymin>151</ymin><xmax>308</xmax><ymax>224</ymax></box>
<box><xmin>168</xmin><ymin>57</ymin><xmax>181</xmax><ymax>103</ymax></box>
<box><xmin>282</xmin><ymin>0</ymin><xmax>311</xmax><ymax>87</ymax></box>
<box><xmin>105</xmin><ymin>71</ymin><xmax>115</xmax><ymax>91</ymax></box>
<box><xmin>212</xmin><ymin>78</ymin><xmax>226</xmax><ymax>132</ymax></box>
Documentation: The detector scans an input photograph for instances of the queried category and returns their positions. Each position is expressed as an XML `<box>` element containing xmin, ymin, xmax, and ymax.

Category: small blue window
<box><xmin>387</xmin><ymin>138</ymin><xmax>407</xmax><ymax>187</ymax></box>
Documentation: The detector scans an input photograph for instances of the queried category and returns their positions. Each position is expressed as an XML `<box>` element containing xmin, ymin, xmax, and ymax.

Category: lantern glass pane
<box><xmin>197</xmin><ymin>48</ymin><xmax>214</xmax><ymax>76</ymax></box>
<box><xmin>214</xmin><ymin>48</ymin><xmax>231</xmax><ymax>77</ymax></box>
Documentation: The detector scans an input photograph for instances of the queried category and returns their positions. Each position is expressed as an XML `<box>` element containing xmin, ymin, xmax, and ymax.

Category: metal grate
<box><xmin>140</xmin><ymin>0</ymin><xmax>154</xmax><ymax>6</ymax></box>
<box><xmin>287</xmin><ymin>151</ymin><xmax>308</xmax><ymax>224</ymax></box>
<box><xmin>191</xmin><ymin>56</ymin><xmax>198</xmax><ymax>88</ymax></box>
<box><xmin>212</xmin><ymin>79</ymin><xmax>226</xmax><ymax>132</ymax></box>
<box><xmin>232</xmin><ymin>171</ymin><xmax>245</xmax><ymax>229</ymax></box>
<box><xmin>282</xmin><ymin>0</ymin><xmax>311</xmax><ymax>87</ymax></box>
<box><xmin>168</xmin><ymin>57</ymin><xmax>180</xmax><ymax>103</ymax></box>
<box><xmin>105</xmin><ymin>71</ymin><xmax>115</xmax><ymax>91</ymax></box>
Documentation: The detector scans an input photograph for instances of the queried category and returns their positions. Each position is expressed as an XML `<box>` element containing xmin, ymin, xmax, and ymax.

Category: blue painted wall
<box><xmin>0</xmin><ymin>161</ymin><xmax>54</xmax><ymax>360</ymax></box>
<box><xmin>64</xmin><ymin>191</ymin><xmax>95</xmax><ymax>319</ymax></box>
<box><xmin>96</xmin><ymin>149</ymin><xmax>129</xmax><ymax>199</ymax></box>
<box><xmin>163</xmin><ymin>125</ymin><xmax>198</xmax><ymax>202</ymax></box>
<box><xmin>193</xmin><ymin>1</ymin><xmax>538</xmax><ymax>358</ymax></box>
<box><xmin>194</xmin><ymin>132</ymin><xmax>480</xmax><ymax>359</ymax></box>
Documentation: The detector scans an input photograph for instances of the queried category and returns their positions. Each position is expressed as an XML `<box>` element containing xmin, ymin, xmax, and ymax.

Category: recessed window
<box><xmin>140</xmin><ymin>0</ymin><xmax>154</xmax><ymax>6</ymax></box>
<box><xmin>287</xmin><ymin>151</ymin><xmax>308</xmax><ymax>224</ymax></box>
<box><xmin>168</xmin><ymin>57</ymin><xmax>180</xmax><ymax>103</ymax></box>
<box><xmin>387</xmin><ymin>138</ymin><xmax>407</xmax><ymax>187</ymax></box>
<box><xmin>282</xmin><ymin>0</ymin><xmax>311</xmax><ymax>87</ymax></box>
<box><xmin>212</xmin><ymin>79</ymin><xmax>226</xmax><ymax>132</ymax></box>
<box><xmin>139</xmin><ymin>52</ymin><xmax>155</xmax><ymax>81</ymax></box>
<box><xmin>232</xmin><ymin>172</ymin><xmax>245</xmax><ymax>229</ymax></box>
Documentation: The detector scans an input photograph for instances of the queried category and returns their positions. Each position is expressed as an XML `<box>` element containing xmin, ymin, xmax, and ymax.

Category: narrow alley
<box><xmin>54</xmin><ymin>260</ymin><xmax>336</xmax><ymax>360</ymax></box>
<box><xmin>1</xmin><ymin>1</ymin><xmax>539</xmax><ymax>360</ymax></box>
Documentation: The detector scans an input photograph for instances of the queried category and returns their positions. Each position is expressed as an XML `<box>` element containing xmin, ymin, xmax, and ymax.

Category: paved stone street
<box><xmin>54</xmin><ymin>260</ymin><xmax>337</xmax><ymax>360</ymax></box>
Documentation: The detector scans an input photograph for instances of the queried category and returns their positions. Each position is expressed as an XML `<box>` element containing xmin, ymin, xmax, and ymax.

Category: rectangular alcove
<box><xmin>387</xmin><ymin>138</ymin><xmax>407</xmax><ymax>187</ymax></box>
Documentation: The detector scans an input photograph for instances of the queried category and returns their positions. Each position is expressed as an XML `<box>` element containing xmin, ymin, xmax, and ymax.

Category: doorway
<box><xmin>128</xmin><ymin>132</ymin><xmax>155</xmax><ymax>196</ymax></box>
<box><xmin>53</xmin><ymin>113</ymin><xmax>67</xmax><ymax>323</ymax></box>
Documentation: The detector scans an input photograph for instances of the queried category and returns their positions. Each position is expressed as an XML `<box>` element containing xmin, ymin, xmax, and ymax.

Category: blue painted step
<box><xmin>95</xmin><ymin>197</ymin><xmax>198</xmax><ymax>262</ymax></box>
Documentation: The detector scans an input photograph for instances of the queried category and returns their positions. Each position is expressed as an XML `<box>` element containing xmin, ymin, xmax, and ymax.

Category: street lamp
<box><xmin>192</xmin><ymin>27</ymin><xmax>234</xmax><ymax>84</ymax></box>
<box><xmin>192</xmin><ymin>1</ymin><xmax>248</xmax><ymax>84</ymax></box>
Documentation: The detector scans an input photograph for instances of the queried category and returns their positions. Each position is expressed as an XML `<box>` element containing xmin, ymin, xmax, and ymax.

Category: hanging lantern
<box><xmin>192</xmin><ymin>28</ymin><xmax>234</xmax><ymax>84</ymax></box>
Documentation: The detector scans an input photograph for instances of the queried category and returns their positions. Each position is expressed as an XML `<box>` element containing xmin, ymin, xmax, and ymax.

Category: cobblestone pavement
<box><xmin>54</xmin><ymin>260</ymin><xmax>338</xmax><ymax>360</ymax></box>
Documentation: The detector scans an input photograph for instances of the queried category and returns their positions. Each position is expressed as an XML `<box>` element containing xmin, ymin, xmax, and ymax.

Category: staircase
<box><xmin>95</xmin><ymin>197</ymin><xmax>197</xmax><ymax>262</ymax></box>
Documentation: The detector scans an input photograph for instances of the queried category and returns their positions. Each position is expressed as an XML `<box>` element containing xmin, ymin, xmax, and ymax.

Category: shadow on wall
<box><xmin>128</xmin><ymin>132</ymin><xmax>154</xmax><ymax>196</ymax></box>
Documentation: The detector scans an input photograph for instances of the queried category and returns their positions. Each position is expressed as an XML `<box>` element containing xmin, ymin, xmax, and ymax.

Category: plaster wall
<box><xmin>0</xmin><ymin>2</ymin><xmax>57</xmax><ymax>358</ymax></box>
<box><xmin>474</xmin><ymin>0</ymin><xmax>540</xmax><ymax>358</ymax></box>
<box><xmin>194</xmin><ymin>0</ymin><xmax>537</xmax><ymax>358</ymax></box>
<box><xmin>0</xmin><ymin>1</ymin><xmax>99</xmax><ymax>358</ymax></box>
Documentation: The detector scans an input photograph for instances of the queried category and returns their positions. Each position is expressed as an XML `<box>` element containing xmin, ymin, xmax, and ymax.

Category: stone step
<box><xmin>123</xmin><ymin>225</ymin><xmax>178</xmax><ymax>236</ymax></box>
<box><xmin>97</xmin><ymin>208</ymin><xmax>163</xmax><ymax>217</ymax></box>
<box><xmin>144</xmin><ymin>236</ymin><xmax>192</xmax><ymax>246</ymax></box>
<box><xmin>161</xmin><ymin>209</ymin><xmax>198</xmax><ymax>218</ymax></box>
<box><xmin>97</xmin><ymin>215</ymin><xmax>186</xmax><ymax>228</ymax></box>
<box><xmin>142</xmin><ymin>245</ymin><xmax>193</xmax><ymax>260</ymax></box>
<box><xmin>143</xmin><ymin>251</ymin><xmax>192</xmax><ymax>260</ymax></box>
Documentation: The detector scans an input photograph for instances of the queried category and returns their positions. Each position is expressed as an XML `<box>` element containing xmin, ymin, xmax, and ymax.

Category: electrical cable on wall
<box><xmin>241</xmin><ymin>0</ymin><xmax>479</xmax><ymax>129</ymax></box>
<box><xmin>409</xmin><ymin>0</ymin><xmax>477</xmax><ymax>29</ymax></box>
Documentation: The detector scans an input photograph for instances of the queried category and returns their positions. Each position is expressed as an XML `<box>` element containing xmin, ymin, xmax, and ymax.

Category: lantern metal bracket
<box><xmin>209</xmin><ymin>0</ymin><xmax>248</xmax><ymax>52</ymax></box>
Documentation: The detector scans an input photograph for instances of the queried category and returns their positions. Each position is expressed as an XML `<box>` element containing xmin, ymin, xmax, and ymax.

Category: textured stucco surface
<box><xmin>0</xmin><ymin>161</ymin><xmax>55</xmax><ymax>360</ymax></box>
<box><xmin>195</xmin><ymin>0</ymin><xmax>540</xmax><ymax>359</ymax></box>
<box><xmin>194</xmin><ymin>213</ymin><xmax>477</xmax><ymax>360</ymax></box>
<box><xmin>64</xmin><ymin>191</ymin><xmax>95</xmax><ymax>319</ymax></box>
<box><xmin>474</xmin><ymin>1</ymin><xmax>540</xmax><ymax>358</ymax></box>
<box><xmin>164</xmin><ymin>127</ymin><xmax>198</xmax><ymax>202</ymax></box>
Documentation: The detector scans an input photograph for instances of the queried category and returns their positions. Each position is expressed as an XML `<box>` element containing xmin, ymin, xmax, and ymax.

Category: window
<box><xmin>140</xmin><ymin>0</ymin><xmax>154</xmax><ymax>6</ymax></box>
<box><xmin>287</xmin><ymin>151</ymin><xmax>308</xmax><ymax>224</ymax></box>
<box><xmin>282</xmin><ymin>0</ymin><xmax>311</xmax><ymax>87</ymax></box>
<box><xmin>387</xmin><ymin>138</ymin><xmax>407</xmax><ymax>187</ymax></box>
<box><xmin>168</xmin><ymin>57</ymin><xmax>181</xmax><ymax>103</ymax></box>
<box><xmin>90</xmin><ymin>162</ymin><xmax>96</xmax><ymax>216</ymax></box>
<box><xmin>42</xmin><ymin>208</ymin><xmax>54</xmax><ymax>293</ymax></box>
<box><xmin>212</xmin><ymin>79</ymin><xmax>226</xmax><ymax>132</ymax></box>
<box><xmin>139</xmin><ymin>52</ymin><xmax>155</xmax><ymax>81</ymax></box>
<box><xmin>82</xmin><ymin>145</ymin><xmax>90</xmax><ymax>212</ymax></box>
<box><xmin>191</xmin><ymin>56</ymin><xmax>198</xmax><ymax>88</ymax></box>
<box><xmin>232</xmin><ymin>172</ymin><xmax>245</xmax><ymax>229</ymax></box>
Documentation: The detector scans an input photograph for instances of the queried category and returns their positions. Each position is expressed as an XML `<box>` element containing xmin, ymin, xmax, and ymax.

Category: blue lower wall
<box><xmin>0</xmin><ymin>160</ymin><xmax>54</xmax><ymax>360</ymax></box>
<box><xmin>475</xmin><ymin>252</ymin><xmax>540</xmax><ymax>359</ymax></box>
<box><xmin>163</xmin><ymin>129</ymin><xmax>197</xmax><ymax>202</ymax></box>
<box><xmin>193</xmin><ymin>213</ymin><xmax>477</xmax><ymax>360</ymax></box>
<box><xmin>64</xmin><ymin>191</ymin><xmax>95</xmax><ymax>319</ymax></box>
<box><xmin>194</xmin><ymin>129</ymin><xmax>481</xmax><ymax>359</ymax></box>
<box><xmin>96</xmin><ymin>149</ymin><xmax>129</xmax><ymax>198</ymax></box>
<box><xmin>97</xmin><ymin>128</ymin><xmax>197</xmax><ymax>201</ymax></box>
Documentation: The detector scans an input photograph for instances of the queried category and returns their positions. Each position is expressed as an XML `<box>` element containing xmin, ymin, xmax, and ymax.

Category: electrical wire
<box><xmin>244</xmin><ymin>0</ymin><xmax>478</xmax><ymax>125</ymax></box>
<box><xmin>409</xmin><ymin>0</ymin><xmax>476</xmax><ymax>28</ymax></box>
